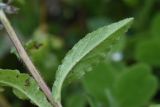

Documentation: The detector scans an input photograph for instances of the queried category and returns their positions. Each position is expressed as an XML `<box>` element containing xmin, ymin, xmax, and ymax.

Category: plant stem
<box><xmin>0</xmin><ymin>10</ymin><xmax>62</xmax><ymax>107</ymax></box>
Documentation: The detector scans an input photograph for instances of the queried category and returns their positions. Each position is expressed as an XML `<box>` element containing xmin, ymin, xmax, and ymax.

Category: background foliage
<box><xmin>0</xmin><ymin>0</ymin><xmax>160</xmax><ymax>107</ymax></box>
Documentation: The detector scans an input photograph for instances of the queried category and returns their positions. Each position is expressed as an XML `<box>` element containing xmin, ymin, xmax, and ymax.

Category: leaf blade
<box><xmin>0</xmin><ymin>69</ymin><xmax>52</xmax><ymax>107</ymax></box>
<box><xmin>113</xmin><ymin>64</ymin><xmax>158</xmax><ymax>107</ymax></box>
<box><xmin>52</xmin><ymin>18</ymin><xmax>134</xmax><ymax>101</ymax></box>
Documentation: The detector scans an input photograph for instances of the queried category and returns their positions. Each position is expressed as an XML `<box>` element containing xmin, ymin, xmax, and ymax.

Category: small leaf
<box><xmin>113</xmin><ymin>64</ymin><xmax>158</xmax><ymax>107</ymax></box>
<box><xmin>52</xmin><ymin>18</ymin><xmax>134</xmax><ymax>101</ymax></box>
<box><xmin>0</xmin><ymin>69</ymin><xmax>52</xmax><ymax>107</ymax></box>
<box><xmin>83</xmin><ymin>62</ymin><xmax>117</xmax><ymax>106</ymax></box>
<box><xmin>25</xmin><ymin>29</ymin><xmax>59</xmax><ymax>82</ymax></box>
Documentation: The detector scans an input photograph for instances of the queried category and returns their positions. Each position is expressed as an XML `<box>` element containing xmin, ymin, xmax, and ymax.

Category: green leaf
<box><xmin>113</xmin><ymin>64</ymin><xmax>158</xmax><ymax>107</ymax></box>
<box><xmin>13</xmin><ymin>89</ymin><xmax>28</xmax><ymax>100</ymax></box>
<box><xmin>83</xmin><ymin>62</ymin><xmax>117</xmax><ymax>106</ymax></box>
<box><xmin>0</xmin><ymin>69</ymin><xmax>52</xmax><ymax>107</ymax></box>
<box><xmin>135</xmin><ymin>39</ymin><xmax>160</xmax><ymax>66</ymax></box>
<box><xmin>52</xmin><ymin>18</ymin><xmax>134</xmax><ymax>101</ymax></box>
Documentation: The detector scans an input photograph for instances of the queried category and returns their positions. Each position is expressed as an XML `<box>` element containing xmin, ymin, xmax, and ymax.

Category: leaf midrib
<box><xmin>59</xmin><ymin>21</ymin><xmax>128</xmax><ymax>84</ymax></box>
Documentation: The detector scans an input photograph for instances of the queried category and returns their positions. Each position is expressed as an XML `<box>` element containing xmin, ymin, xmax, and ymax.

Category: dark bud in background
<box><xmin>0</xmin><ymin>0</ymin><xmax>19</xmax><ymax>14</ymax></box>
<box><xmin>4</xmin><ymin>5</ymin><xmax>19</xmax><ymax>14</ymax></box>
<box><xmin>46</xmin><ymin>0</ymin><xmax>61</xmax><ymax>18</ymax></box>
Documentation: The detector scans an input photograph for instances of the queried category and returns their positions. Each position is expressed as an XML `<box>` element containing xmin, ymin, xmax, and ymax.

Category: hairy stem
<box><xmin>0</xmin><ymin>10</ymin><xmax>62</xmax><ymax>107</ymax></box>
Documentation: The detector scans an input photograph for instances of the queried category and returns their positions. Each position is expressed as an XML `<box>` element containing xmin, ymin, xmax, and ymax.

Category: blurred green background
<box><xmin>0</xmin><ymin>0</ymin><xmax>160</xmax><ymax>107</ymax></box>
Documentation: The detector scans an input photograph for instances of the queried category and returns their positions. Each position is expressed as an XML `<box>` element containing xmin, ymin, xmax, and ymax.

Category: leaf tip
<box><xmin>125</xmin><ymin>17</ymin><xmax>134</xmax><ymax>24</ymax></box>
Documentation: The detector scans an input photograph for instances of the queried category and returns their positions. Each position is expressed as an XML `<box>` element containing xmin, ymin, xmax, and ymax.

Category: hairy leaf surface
<box><xmin>0</xmin><ymin>69</ymin><xmax>52</xmax><ymax>107</ymax></box>
<box><xmin>52</xmin><ymin>18</ymin><xmax>134</xmax><ymax>101</ymax></box>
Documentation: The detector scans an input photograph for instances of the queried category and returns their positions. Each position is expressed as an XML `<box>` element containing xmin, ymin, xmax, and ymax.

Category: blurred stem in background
<box><xmin>40</xmin><ymin>0</ymin><xmax>48</xmax><ymax>33</ymax></box>
<box><xmin>135</xmin><ymin>0</ymin><xmax>155</xmax><ymax>31</ymax></box>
